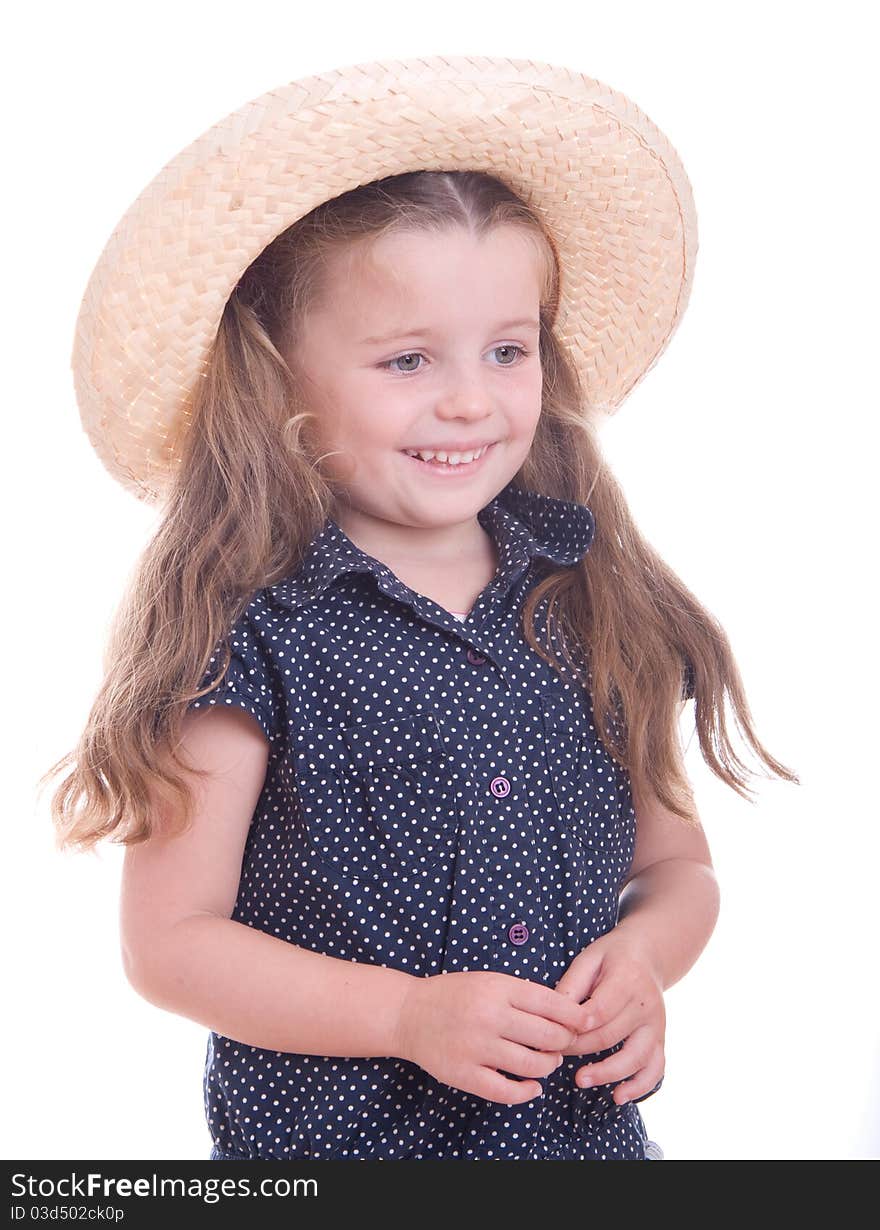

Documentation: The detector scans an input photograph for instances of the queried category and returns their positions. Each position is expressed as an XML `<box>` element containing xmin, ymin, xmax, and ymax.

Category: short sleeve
<box><xmin>186</xmin><ymin>611</ymin><xmax>278</xmax><ymax>744</ymax></box>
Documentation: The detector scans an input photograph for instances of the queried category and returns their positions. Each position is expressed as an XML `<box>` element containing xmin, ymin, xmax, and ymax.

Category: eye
<box><xmin>491</xmin><ymin>344</ymin><xmax>529</xmax><ymax>366</ymax></box>
<box><xmin>379</xmin><ymin>352</ymin><xmax>424</xmax><ymax>374</ymax></box>
<box><xmin>378</xmin><ymin>344</ymin><xmax>530</xmax><ymax>375</ymax></box>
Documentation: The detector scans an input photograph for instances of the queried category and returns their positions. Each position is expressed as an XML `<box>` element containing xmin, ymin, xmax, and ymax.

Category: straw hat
<box><xmin>71</xmin><ymin>54</ymin><xmax>698</xmax><ymax>504</ymax></box>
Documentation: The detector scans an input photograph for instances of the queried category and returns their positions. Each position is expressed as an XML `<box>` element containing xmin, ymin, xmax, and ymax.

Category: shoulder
<box><xmin>232</xmin><ymin>586</ymin><xmax>328</xmax><ymax>715</ymax></box>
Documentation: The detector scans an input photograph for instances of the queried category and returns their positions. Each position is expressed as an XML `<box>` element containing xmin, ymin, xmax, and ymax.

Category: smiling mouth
<box><xmin>400</xmin><ymin>442</ymin><xmax>497</xmax><ymax>474</ymax></box>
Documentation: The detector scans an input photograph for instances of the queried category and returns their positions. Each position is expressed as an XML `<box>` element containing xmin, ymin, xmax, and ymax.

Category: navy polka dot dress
<box><xmin>187</xmin><ymin>480</ymin><xmax>682</xmax><ymax>1161</ymax></box>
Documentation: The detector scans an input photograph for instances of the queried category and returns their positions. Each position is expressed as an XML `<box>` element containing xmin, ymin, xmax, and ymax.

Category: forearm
<box><xmin>615</xmin><ymin>858</ymin><xmax>720</xmax><ymax>991</ymax></box>
<box><xmin>126</xmin><ymin>914</ymin><xmax>417</xmax><ymax>1057</ymax></box>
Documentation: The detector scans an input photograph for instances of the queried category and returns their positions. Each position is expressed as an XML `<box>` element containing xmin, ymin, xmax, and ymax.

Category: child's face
<box><xmin>289</xmin><ymin>223</ymin><xmax>544</xmax><ymax>538</ymax></box>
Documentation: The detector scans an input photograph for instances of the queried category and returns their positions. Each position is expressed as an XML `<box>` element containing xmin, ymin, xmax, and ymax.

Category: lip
<box><xmin>400</xmin><ymin>441</ymin><xmax>497</xmax><ymax>476</ymax></box>
<box><xmin>403</xmin><ymin>440</ymin><xmax>497</xmax><ymax>453</ymax></box>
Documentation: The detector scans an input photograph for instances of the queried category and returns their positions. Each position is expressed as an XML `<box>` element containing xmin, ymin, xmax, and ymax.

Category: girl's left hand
<box><xmin>552</xmin><ymin>927</ymin><xmax>666</xmax><ymax>1106</ymax></box>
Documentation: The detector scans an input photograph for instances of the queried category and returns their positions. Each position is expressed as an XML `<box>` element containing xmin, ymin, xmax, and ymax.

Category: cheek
<box><xmin>317</xmin><ymin>418</ymin><xmax>398</xmax><ymax>486</ymax></box>
<box><xmin>510</xmin><ymin>359</ymin><xmax>543</xmax><ymax>404</ymax></box>
<box><xmin>316</xmin><ymin>447</ymin><xmax>356</xmax><ymax>490</ymax></box>
<box><xmin>508</xmin><ymin>382</ymin><xmax>543</xmax><ymax>436</ymax></box>
<box><xmin>306</xmin><ymin>409</ymin><xmax>359</xmax><ymax>483</ymax></box>
<box><xmin>345</xmin><ymin>412</ymin><xmax>406</xmax><ymax>459</ymax></box>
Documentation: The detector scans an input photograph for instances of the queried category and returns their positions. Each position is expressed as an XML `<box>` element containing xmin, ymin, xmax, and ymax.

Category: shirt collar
<box><xmin>266</xmin><ymin>480</ymin><xmax>595</xmax><ymax>614</ymax></box>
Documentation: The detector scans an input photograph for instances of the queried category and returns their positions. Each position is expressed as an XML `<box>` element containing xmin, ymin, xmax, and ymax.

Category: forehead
<box><xmin>320</xmin><ymin>225</ymin><xmax>545</xmax><ymax>327</ymax></box>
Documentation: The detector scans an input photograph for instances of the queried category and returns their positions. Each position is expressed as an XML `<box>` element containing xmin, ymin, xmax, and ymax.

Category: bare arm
<box><xmin>615</xmin><ymin>859</ymin><xmax>720</xmax><ymax>993</ymax></box>
<box><xmin>614</xmin><ymin>700</ymin><xmax>721</xmax><ymax>991</ymax></box>
<box><xmin>130</xmin><ymin>913</ymin><xmax>416</xmax><ymax>1056</ymax></box>
<box><xmin>121</xmin><ymin>707</ymin><xmax>416</xmax><ymax>1057</ymax></box>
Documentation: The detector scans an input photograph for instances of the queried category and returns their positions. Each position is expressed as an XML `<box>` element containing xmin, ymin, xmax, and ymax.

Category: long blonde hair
<box><xmin>39</xmin><ymin>169</ymin><xmax>798</xmax><ymax>852</ymax></box>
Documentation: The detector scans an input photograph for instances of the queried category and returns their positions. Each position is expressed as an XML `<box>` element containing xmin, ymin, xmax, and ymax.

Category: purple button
<box><xmin>466</xmin><ymin>647</ymin><xmax>487</xmax><ymax>666</ymax></box>
<box><xmin>508</xmin><ymin>922</ymin><xmax>530</xmax><ymax>945</ymax></box>
<box><xmin>490</xmin><ymin>776</ymin><xmax>511</xmax><ymax>798</ymax></box>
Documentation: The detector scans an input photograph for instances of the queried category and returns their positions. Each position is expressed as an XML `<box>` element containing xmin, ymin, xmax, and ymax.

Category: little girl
<box><xmin>42</xmin><ymin>57</ymin><xmax>797</xmax><ymax>1162</ymax></box>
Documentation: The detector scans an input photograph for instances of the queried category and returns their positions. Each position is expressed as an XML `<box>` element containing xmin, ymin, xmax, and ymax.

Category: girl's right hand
<box><xmin>393</xmin><ymin>970</ymin><xmax>585</xmax><ymax>1104</ymax></box>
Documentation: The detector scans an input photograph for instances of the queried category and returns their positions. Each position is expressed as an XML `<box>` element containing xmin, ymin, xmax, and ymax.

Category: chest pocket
<box><xmin>538</xmin><ymin>685</ymin><xmax>635</xmax><ymax>866</ymax></box>
<box><xmin>283</xmin><ymin>712</ymin><xmax>460</xmax><ymax>883</ymax></box>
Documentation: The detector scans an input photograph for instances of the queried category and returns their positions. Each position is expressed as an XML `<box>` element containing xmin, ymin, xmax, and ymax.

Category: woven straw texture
<box><xmin>71</xmin><ymin>54</ymin><xmax>698</xmax><ymax>503</ymax></box>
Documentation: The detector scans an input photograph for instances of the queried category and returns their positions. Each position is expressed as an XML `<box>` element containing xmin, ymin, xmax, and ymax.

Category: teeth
<box><xmin>404</xmin><ymin>445</ymin><xmax>489</xmax><ymax>465</ymax></box>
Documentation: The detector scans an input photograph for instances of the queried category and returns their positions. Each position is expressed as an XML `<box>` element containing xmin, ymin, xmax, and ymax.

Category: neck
<box><xmin>333</xmin><ymin>507</ymin><xmax>493</xmax><ymax>571</ymax></box>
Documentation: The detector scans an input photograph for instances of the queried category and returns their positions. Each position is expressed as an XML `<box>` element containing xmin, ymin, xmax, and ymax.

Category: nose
<box><xmin>435</xmin><ymin>373</ymin><xmax>494</xmax><ymax>419</ymax></box>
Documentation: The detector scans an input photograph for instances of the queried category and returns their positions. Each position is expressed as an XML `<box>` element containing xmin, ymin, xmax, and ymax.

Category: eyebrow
<box><xmin>360</xmin><ymin>318</ymin><xmax>540</xmax><ymax>346</ymax></box>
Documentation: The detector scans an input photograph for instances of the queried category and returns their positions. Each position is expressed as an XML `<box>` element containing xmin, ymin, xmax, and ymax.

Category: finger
<box><xmin>578</xmin><ymin>1057</ymin><xmax>659</xmax><ymax>1103</ymax></box>
<box><xmin>516</xmin><ymin>983</ymin><xmax>590</xmax><ymax>1034</ymax></box>
<box><xmin>577</xmin><ymin>979</ymin><xmax>630</xmax><ymax>1033</ymax></box>
<box><xmin>613</xmin><ymin>1072</ymin><xmax>665</xmax><ymax>1106</ymax></box>
<box><xmin>502</xmin><ymin>1007</ymin><xmax>579</xmax><ymax>1055</ymax></box>
<box><xmin>609</xmin><ymin>1064</ymin><xmax>665</xmax><ymax>1106</ymax></box>
<box><xmin>574</xmin><ymin>1028</ymin><xmax>660</xmax><ymax>1091</ymax></box>
<box><xmin>572</xmin><ymin>1002</ymin><xmax>640</xmax><ymax>1056</ymax></box>
<box><xmin>475</xmin><ymin>1068</ymin><xmax>545</xmax><ymax>1106</ymax></box>
<box><xmin>493</xmin><ymin>1038</ymin><xmax>566</xmax><ymax>1080</ymax></box>
<box><xmin>553</xmin><ymin>947</ymin><xmax>605</xmax><ymax>1002</ymax></box>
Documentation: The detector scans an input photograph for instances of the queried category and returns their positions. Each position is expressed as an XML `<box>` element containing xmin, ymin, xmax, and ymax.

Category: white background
<box><xmin>6</xmin><ymin>0</ymin><xmax>878</xmax><ymax>1161</ymax></box>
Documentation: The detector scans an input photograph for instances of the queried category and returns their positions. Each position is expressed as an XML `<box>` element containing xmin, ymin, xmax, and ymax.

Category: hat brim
<box><xmin>71</xmin><ymin>54</ymin><xmax>698</xmax><ymax>502</ymax></box>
